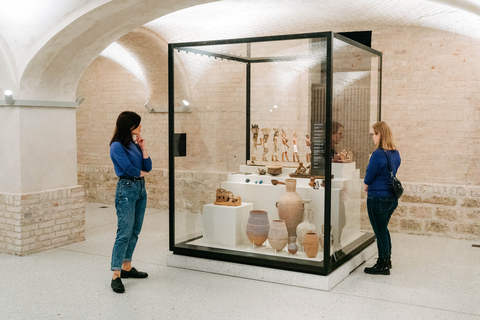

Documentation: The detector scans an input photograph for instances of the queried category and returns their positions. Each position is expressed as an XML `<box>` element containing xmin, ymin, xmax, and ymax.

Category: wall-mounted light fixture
<box><xmin>144</xmin><ymin>101</ymin><xmax>192</xmax><ymax>114</ymax></box>
<box><xmin>75</xmin><ymin>96</ymin><xmax>85</xmax><ymax>106</ymax></box>
<box><xmin>144</xmin><ymin>102</ymin><xmax>154</xmax><ymax>112</ymax></box>
<box><xmin>4</xmin><ymin>90</ymin><xmax>13</xmax><ymax>105</ymax></box>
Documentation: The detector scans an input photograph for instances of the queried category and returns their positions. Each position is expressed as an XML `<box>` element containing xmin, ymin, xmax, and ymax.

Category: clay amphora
<box><xmin>246</xmin><ymin>210</ymin><xmax>270</xmax><ymax>246</ymax></box>
<box><xmin>303</xmin><ymin>232</ymin><xmax>319</xmax><ymax>258</ymax></box>
<box><xmin>296</xmin><ymin>199</ymin><xmax>316</xmax><ymax>251</ymax></box>
<box><xmin>268</xmin><ymin>219</ymin><xmax>288</xmax><ymax>252</ymax></box>
<box><xmin>276</xmin><ymin>179</ymin><xmax>304</xmax><ymax>238</ymax></box>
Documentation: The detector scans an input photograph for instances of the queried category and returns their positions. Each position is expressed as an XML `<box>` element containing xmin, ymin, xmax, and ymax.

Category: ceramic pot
<box><xmin>268</xmin><ymin>219</ymin><xmax>288</xmax><ymax>252</ymax></box>
<box><xmin>296</xmin><ymin>199</ymin><xmax>316</xmax><ymax>251</ymax></box>
<box><xmin>303</xmin><ymin>232</ymin><xmax>319</xmax><ymax>258</ymax></box>
<box><xmin>287</xmin><ymin>236</ymin><xmax>298</xmax><ymax>255</ymax></box>
<box><xmin>276</xmin><ymin>179</ymin><xmax>304</xmax><ymax>238</ymax></box>
<box><xmin>267</xmin><ymin>165</ymin><xmax>283</xmax><ymax>176</ymax></box>
<box><xmin>246</xmin><ymin>210</ymin><xmax>270</xmax><ymax>246</ymax></box>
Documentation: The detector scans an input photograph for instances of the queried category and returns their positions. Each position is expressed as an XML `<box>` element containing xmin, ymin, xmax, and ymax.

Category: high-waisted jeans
<box><xmin>111</xmin><ymin>178</ymin><xmax>147</xmax><ymax>271</ymax></box>
<box><xmin>367</xmin><ymin>196</ymin><xmax>398</xmax><ymax>259</ymax></box>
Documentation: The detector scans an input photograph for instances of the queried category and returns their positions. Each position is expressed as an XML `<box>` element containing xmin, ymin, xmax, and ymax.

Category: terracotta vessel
<box><xmin>267</xmin><ymin>165</ymin><xmax>283</xmax><ymax>176</ymax></box>
<box><xmin>296</xmin><ymin>199</ymin><xmax>316</xmax><ymax>251</ymax></box>
<box><xmin>303</xmin><ymin>232</ymin><xmax>319</xmax><ymax>258</ymax></box>
<box><xmin>276</xmin><ymin>179</ymin><xmax>304</xmax><ymax>238</ymax></box>
<box><xmin>246</xmin><ymin>210</ymin><xmax>270</xmax><ymax>246</ymax></box>
<box><xmin>268</xmin><ymin>219</ymin><xmax>288</xmax><ymax>252</ymax></box>
<box><xmin>287</xmin><ymin>236</ymin><xmax>298</xmax><ymax>255</ymax></box>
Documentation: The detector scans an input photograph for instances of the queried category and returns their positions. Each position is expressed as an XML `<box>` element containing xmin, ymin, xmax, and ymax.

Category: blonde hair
<box><xmin>372</xmin><ymin>121</ymin><xmax>397</xmax><ymax>150</ymax></box>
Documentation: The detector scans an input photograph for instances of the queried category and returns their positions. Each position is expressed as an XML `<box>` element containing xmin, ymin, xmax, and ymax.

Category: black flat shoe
<box><xmin>111</xmin><ymin>277</ymin><xmax>125</xmax><ymax>293</ymax></box>
<box><xmin>121</xmin><ymin>267</ymin><xmax>148</xmax><ymax>279</ymax></box>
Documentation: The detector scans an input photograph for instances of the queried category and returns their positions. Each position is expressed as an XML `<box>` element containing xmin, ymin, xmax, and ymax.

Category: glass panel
<box><xmin>173</xmin><ymin>46</ymin><xmax>247</xmax><ymax>245</ymax></box>
<box><xmin>330</xmin><ymin>37</ymin><xmax>380</xmax><ymax>256</ymax></box>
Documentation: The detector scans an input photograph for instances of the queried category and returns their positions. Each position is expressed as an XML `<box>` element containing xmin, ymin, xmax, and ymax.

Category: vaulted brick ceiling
<box><xmin>1</xmin><ymin>0</ymin><xmax>479</xmax><ymax>101</ymax></box>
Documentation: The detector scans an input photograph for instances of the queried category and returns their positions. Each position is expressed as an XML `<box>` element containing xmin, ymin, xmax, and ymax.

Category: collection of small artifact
<box><xmin>249</xmin><ymin>124</ymin><xmax>311</xmax><ymax>165</ymax></box>
<box><xmin>213</xmin><ymin>179</ymin><xmax>334</xmax><ymax>258</ymax></box>
<box><xmin>209</xmin><ymin>124</ymin><xmax>353</xmax><ymax>258</ymax></box>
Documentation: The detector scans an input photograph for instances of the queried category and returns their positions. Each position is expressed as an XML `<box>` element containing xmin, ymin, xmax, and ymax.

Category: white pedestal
<box><xmin>202</xmin><ymin>202</ymin><xmax>253</xmax><ymax>246</ymax></box>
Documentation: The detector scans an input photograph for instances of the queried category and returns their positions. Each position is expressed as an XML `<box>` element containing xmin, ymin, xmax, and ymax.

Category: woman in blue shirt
<box><xmin>364</xmin><ymin>121</ymin><xmax>401</xmax><ymax>275</ymax></box>
<box><xmin>109</xmin><ymin>111</ymin><xmax>152</xmax><ymax>293</ymax></box>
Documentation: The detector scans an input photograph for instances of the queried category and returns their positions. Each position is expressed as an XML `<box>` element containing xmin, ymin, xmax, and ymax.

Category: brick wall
<box><xmin>76</xmin><ymin>25</ymin><xmax>479</xmax><ymax>241</ymax></box>
<box><xmin>0</xmin><ymin>186</ymin><xmax>85</xmax><ymax>256</ymax></box>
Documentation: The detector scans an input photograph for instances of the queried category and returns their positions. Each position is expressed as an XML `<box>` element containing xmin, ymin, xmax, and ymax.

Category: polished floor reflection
<box><xmin>1</xmin><ymin>202</ymin><xmax>479</xmax><ymax>319</ymax></box>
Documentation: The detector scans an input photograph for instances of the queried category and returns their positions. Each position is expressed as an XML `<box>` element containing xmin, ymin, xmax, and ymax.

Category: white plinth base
<box><xmin>202</xmin><ymin>202</ymin><xmax>253</xmax><ymax>246</ymax></box>
<box><xmin>167</xmin><ymin>242</ymin><xmax>377</xmax><ymax>291</ymax></box>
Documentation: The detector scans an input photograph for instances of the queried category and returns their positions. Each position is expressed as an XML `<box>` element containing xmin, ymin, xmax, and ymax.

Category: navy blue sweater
<box><xmin>364</xmin><ymin>148</ymin><xmax>401</xmax><ymax>198</ymax></box>
<box><xmin>110</xmin><ymin>141</ymin><xmax>152</xmax><ymax>178</ymax></box>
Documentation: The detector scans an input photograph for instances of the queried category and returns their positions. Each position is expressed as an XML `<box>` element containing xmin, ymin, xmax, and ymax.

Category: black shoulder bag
<box><xmin>381</xmin><ymin>149</ymin><xmax>403</xmax><ymax>199</ymax></box>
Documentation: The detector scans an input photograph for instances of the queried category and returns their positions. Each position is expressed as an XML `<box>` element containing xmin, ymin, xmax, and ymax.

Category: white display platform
<box><xmin>202</xmin><ymin>202</ymin><xmax>253</xmax><ymax>246</ymax></box>
<box><xmin>167</xmin><ymin>241</ymin><xmax>377</xmax><ymax>291</ymax></box>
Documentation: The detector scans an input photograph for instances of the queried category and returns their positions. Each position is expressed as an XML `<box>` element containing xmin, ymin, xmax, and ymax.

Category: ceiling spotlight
<box><xmin>270</xmin><ymin>109</ymin><xmax>273</xmax><ymax>112</ymax></box>
<box><xmin>273</xmin><ymin>105</ymin><xmax>278</xmax><ymax>109</ymax></box>
<box><xmin>4</xmin><ymin>90</ymin><xmax>13</xmax><ymax>105</ymax></box>
<box><xmin>182</xmin><ymin>100</ymin><xmax>190</xmax><ymax>106</ymax></box>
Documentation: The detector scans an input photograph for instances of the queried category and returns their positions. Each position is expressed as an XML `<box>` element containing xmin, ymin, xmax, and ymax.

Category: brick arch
<box><xmin>16</xmin><ymin>0</ymin><xmax>215</xmax><ymax>102</ymax></box>
<box><xmin>117</xmin><ymin>27</ymin><xmax>191</xmax><ymax>108</ymax></box>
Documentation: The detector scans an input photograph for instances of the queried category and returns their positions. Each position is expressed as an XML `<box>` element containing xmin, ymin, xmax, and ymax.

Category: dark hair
<box><xmin>110</xmin><ymin>111</ymin><xmax>141</xmax><ymax>147</ymax></box>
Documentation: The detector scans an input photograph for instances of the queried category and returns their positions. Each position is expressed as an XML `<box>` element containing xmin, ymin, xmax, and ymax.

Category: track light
<box><xmin>182</xmin><ymin>100</ymin><xmax>190</xmax><ymax>106</ymax></box>
<box><xmin>4</xmin><ymin>90</ymin><xmax>13</xmax><ymax>105</ymax></box>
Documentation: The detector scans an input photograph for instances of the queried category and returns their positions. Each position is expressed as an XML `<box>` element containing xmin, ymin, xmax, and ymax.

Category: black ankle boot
<box><xmin>386</xmin><ymin>257</ymin><xmax>392</xmax><ymax>269</ymax></box>
<box><xmin>364</xmin><ymin>258</ymin><xmax>390</xmax><ymax>275</ymax></box>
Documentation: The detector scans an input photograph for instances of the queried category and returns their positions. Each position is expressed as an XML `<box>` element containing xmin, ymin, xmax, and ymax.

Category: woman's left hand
<box><xmin>137</xmin><ymin>134</ymin><xmax>146</xmax><ymax>149</ymax></box>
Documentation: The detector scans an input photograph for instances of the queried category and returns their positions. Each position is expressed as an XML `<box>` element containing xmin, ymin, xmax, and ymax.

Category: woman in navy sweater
<box><xmin>109</xmin><ymin>111</ymin><xmax>152</xmax><ymax>293</ymax></box>
<box><xmin>364</xmin><ymin>121</ymin><xmax>401</xmax><ymax>275</ymax></box>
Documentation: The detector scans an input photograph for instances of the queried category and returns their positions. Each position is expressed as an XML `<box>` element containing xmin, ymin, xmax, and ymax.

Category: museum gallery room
<box><xmin>0</xmin><ymin>0</ymin><xmax>479</xmax><ymax>319</ymax></box>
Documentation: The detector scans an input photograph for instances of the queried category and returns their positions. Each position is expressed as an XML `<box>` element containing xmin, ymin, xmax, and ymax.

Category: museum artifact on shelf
<box><xmin>268</xmin><ymin>219</ymin><xmax>289</xmax><ymax>252</ymax></box>
<box><xmin>246</xmin><ymin>210</ymin><xmax>270</xmax><ymax>246</ymax></box>
<box><xmin>296</xmin><ymin>199</ymin><xmax>316</xmax><ymax>251</ymax></box>
<box><xmin>214</xmin><ymin>188</ymin><xmax>242</xmax><ymax>206</ymax></box>
<box><xmin>276</xmin><ymin>179</ymin><xmax>304</xmax><ymax>238</ymax></box>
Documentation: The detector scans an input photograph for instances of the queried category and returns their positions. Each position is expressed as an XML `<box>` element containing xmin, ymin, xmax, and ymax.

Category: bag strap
<box><xmin>381</xmin><ymin>148</ymin><xmax>396</xmax><ymax>179</ymax></box>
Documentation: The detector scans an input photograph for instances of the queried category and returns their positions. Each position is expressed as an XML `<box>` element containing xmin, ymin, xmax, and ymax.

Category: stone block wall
<box><xmin>360</xmin><ymin>182</ymin><xmax>480</xmax><ymax>240</ymax></box>
<box><xmin>78</xmin><ymin>165</ymin><xmax>226</xmax><ymax>214</ymax></box>
<box><xmin>0</xmin><ymin>186</ymin><xmax>85</xmax><ymax>256</ymax></box>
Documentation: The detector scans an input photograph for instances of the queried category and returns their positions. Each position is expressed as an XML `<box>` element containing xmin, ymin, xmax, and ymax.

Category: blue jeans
<box><xmin>111</xmin><ymin>179</ymin><xmax>147</xmax><ymax>271</ymax></box>
<box><xmin>367</xmin><ymin>196</ymin><xmax>398</xmax><ymax>259</ymax></box>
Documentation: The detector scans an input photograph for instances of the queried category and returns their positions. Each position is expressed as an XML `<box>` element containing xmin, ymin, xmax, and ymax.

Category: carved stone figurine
<box><xmin>305</xmin><ymin>133</ymin><xmax>311</xmax><ymax>163</ymax></box>
<box><xmin>292</xmin><ymin>130</ymin><xmax>300</xmax><ymax>162</ymax></box>
<box><xmin>214</xmin><ymin>188</ymin><xmax>241</xmax><ymax>206</ymax></box>
<box><xmin>272</xmin><ymin>128</ymin><xmax>280</xmax><ymax>162</ymax></box>
<box><xmin>261</xmin><ymin>128</ymin><xmax>271</xmax><ymax>161</ymax></box>
<box><xmin>281</xmin><ymin>129</ymin><xmax>290</xmax><ymax>162</ymax></box>
<box><xmin>251</xmin><ymin>124</ymin><xmax>261</xmax><ymax>162</ymax></box>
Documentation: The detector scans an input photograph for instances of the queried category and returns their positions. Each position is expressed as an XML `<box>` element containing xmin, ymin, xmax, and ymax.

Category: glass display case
<box><xmin>168</xmin><ymin>32</ymin><xmax>382</xmax><ymax>275</ymax></box>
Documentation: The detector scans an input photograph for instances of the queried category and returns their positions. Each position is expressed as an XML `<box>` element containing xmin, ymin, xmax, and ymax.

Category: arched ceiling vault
<box><xmin>1</xmin><ymin>0</ymin><xmax>480</xmax><ymax>102</ymax></box>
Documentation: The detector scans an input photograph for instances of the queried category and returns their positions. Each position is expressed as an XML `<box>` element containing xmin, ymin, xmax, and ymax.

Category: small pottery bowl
<box><xmin>267</xmin><ymin>165</ymin><xmax>283</xmax><ymax>176</ymax></box>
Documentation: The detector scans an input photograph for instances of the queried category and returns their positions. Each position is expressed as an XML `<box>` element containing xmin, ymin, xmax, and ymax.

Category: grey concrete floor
<box><xmin>1</xmin><ymin>202</ymin><xmax>479</xmax><ymax>320</ymax></box>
